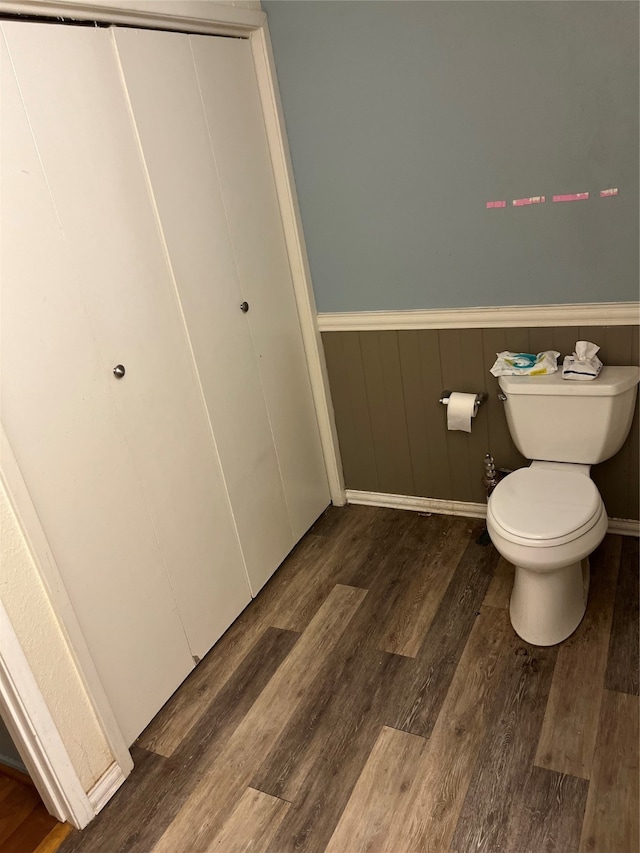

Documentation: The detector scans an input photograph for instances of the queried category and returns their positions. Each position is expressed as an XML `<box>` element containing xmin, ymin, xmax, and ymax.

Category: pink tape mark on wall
<box><xmin>600</xmin><ymin>188</ymin><xmax>619</xmax><ymax>198</ymax></box>
<box><xmin>486</xmin><ymin>200</ymin><xmax>507</xmax><ymax>208</ymax></box>
<box><xmin>512</xmin><ymin>196</ymin><xmax>545</xmax><ymax>206</ymax></box>
<box><xmin>552</xmin><ymin>192</ymin><xmax>589</xmax><ymax>202</ymax></box>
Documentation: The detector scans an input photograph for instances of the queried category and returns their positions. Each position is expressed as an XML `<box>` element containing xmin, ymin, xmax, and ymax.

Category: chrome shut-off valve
<box><xmin>482</xmin><ymin>452</ymin><xmax>500</xmax><ymax>496</ymax></box>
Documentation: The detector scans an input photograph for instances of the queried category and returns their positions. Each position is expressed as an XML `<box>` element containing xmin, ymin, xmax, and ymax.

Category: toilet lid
<box><xmin>489</xmin><ymin>468</ymin><xmax>602</xmax><ymax>544</ymax></box>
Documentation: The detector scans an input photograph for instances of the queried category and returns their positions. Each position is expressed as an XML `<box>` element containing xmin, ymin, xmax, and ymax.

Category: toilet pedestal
<box><xmin>510</xmin><ymin>558</ymin><xmax>590</xmax><ymax>646</ymax></box>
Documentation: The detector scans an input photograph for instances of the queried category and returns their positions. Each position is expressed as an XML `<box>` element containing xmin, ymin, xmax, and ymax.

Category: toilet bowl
<box><xmin>487</xmin><ymin>365</ymin><xmax>639</xmax><ymax>645</ymax></box>
<box><xmin>487</xmin><ymin>462</ymin><xmax>608</xmax><ymax>645</ymax></box>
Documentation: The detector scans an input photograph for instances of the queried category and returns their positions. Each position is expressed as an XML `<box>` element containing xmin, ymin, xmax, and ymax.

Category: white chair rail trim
<box><xmin>345</xmin><ymin>490</ymin><xmax>640</xmax><ymax>537</ymax></box>
<box><xmin>319</xmin><ymin>302</ymin><xmax>640</xmax><ymax>332</ymax></box>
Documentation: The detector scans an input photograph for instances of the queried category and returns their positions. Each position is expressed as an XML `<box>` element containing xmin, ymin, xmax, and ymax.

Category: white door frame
<box><xmin>0</xmin><ymin>599</ymin><xmax>94</xmax><ymax>827</ymax></box>
<box><xmin>0</xmin><ymin>0</ymin><xmax>344</xmax><ymax>828</ymax></box>
<box><xmin>247</xmin><ymin>19</ymin><xmax>346</xmax><ymax>505</ymax></box>
<box><xmin>0</xmin><ymin>427</ymin><xmax>134</xmax><ymax>828</ymax></box>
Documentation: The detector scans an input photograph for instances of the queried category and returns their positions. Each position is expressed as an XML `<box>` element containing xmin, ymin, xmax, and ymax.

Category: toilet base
<box><xmin>510</xmin><ymin>558</ymin><xmax>590</xmax><ymax>646</ymax></box>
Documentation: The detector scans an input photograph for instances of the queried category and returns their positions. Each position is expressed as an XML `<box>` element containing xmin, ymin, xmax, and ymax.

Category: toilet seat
<box><xmin>487</xmin><ymin>467</ymin><xmax>604</xmax><ymax>548</ymax></box>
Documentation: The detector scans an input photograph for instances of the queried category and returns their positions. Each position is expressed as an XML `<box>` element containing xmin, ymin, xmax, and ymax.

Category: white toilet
<box><xmin>486</xmin><ymin>365</ymin><xmax>639</xmax><ymax>646</ymax></box>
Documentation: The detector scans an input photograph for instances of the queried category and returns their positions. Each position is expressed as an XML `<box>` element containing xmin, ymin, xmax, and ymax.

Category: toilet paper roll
<box><xmin>446</xmin><ymin>392</ymin><xmax>478</xmax><ymax>432</ymax></box>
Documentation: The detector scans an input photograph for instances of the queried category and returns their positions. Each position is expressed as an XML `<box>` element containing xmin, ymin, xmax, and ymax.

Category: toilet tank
<box><xmin>498</xmin><ymin>366</ymin><xmax>640</xmax><ymax>464</ymax></box>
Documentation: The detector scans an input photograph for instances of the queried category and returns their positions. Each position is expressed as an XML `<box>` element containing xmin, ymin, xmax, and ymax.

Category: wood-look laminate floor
<box><xmin>60</xmin><ymin>506</ymin><xmax>639</xmax><ymax>853</ymax></box>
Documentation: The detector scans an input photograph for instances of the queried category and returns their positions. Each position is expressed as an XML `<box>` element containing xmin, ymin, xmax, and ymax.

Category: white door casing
<box><xmin>0</xmin><ymin>598</ymin><xmax>94</xmax><ymax>828</ymax></box>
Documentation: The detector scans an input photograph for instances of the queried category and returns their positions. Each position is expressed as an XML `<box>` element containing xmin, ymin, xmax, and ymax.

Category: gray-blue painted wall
<box><xmin>263</xmin><ymin>1</ymin><xmax>639</xmax><ymax>313</ymax></box>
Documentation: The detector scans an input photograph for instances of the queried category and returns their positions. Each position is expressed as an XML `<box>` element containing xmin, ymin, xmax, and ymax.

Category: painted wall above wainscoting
<box><xmin>264</xmin><ymin>1</ymin><xmax>639</xmax><ymax>312</ymax></box>
<box><xmin>322</xmin><ymin>325</ymin><xmax>639</xmax><ymax>522</ymax></box>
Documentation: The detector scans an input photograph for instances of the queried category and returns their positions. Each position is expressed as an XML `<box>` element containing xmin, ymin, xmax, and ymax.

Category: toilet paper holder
<box><xmin>439</xmin><ymin>390</ymin><xmax>488</xmax><ymax>407</ymax></box>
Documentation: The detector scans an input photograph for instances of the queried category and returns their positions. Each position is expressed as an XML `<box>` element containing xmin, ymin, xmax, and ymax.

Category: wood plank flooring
<box><xmin>59</xmin><ymin>506</ymin><xmax>639</xmax><ymax>853</ymax></box>
<box><xmin>0</xmin><ymin>766</ymin><xmax>71</xmax><ymax>853</ymax></box>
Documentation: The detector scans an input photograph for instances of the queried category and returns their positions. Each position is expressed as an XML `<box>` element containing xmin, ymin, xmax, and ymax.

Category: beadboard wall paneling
<box><xmin>322</xmin><ymin>326</ymin><xmax>640</xmax><ymax>521</ymax></box>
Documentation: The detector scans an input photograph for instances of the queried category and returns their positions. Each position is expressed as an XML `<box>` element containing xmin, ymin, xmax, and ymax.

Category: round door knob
<box><xmin>240</xmin><ymin>301</ymin><xmax>249</xmax><ymax>313</ymax></box>
<box><xmin>113</xmin><ymin>364</ymin><xmax>126</xmax><ymax>378</ymax></box>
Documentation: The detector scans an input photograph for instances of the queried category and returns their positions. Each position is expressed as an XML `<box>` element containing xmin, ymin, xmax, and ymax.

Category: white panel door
<box><xmin>0</xmin><ymin>28</ymin><xmax>194</xmax><ymax>745</ymax></box>
<box><xmin>191</xmin><ymin>35</ymin><xmax>331</xmax><ymax>543</ymax></box>
<box><xmin>1</xmin><ymin>21</ymin><xmax>252</xmax><ymax>741</ymax></box>
<box><xmin>113</xmin><ymin>27</ymin><xmax>294</xmax><ymax>595</ymax></box>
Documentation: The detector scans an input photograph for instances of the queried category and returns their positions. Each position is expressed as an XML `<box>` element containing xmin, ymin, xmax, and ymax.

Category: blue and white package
<box><xmin>490</xmin><ymin>350</ymin><xmax>560</xmax><ymax>377</ymax></box>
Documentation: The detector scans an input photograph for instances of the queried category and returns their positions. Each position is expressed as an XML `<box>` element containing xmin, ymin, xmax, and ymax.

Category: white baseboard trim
<box><xmin>318</xmin><ymin>302</ymin><xmax>640</xmax><ymax>332</ymax></box>
<box><xmin>607</xmin><ymin>517</ymin><xmax>640</xmax><ymax>537</ymax></box>
<box><xmin>87</xmin><ymin>761</ymin><xmax>127</xmax><ymax>814</ymax></box>
<box><xmin>345</xmin><ymin>490</ymin><xmax>487</xmax><ymax>519</ymax></box>
<box><xmin>345</xmin><ymin>490</ymin><xmax>640</xmax><ymax>536</ymax></box>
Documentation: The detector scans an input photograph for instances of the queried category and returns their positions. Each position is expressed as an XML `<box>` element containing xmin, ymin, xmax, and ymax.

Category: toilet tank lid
<box><xmin>498</xmin><ymin>366</ymin><xmax>640</xmax><ymax>396</ymax></box>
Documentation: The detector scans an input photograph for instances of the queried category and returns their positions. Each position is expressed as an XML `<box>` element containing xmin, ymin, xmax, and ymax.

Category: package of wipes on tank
<box><xmin>562</xmin><ymin>341</ymin><xmax>603</xmax><ymax>380</ymax></box>
<box><xmin>490</xmin><ymin>350</ymin><xmax>560</xmax><ymax>377</ymax></box>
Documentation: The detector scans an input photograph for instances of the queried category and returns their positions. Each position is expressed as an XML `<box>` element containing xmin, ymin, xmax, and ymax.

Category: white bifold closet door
<box><xmin>1</xmin><ymin>21</ymin><xmax>252</xmax><ymax>745</ymax></box>
<box><xmin>113</xmin><ymin>28</ymin><xmax>330</xmax><ymax>594</ymax></box>
<box><xmin>1</xmin><ymin>18</ymin><xmax>329</xmax><ymax>746</ymax></box>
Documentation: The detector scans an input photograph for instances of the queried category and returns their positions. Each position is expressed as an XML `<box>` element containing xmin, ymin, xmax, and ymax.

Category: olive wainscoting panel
<box><xmin>322</xmin><ymin>326</ymin><xmax>639</xmax><ymax>520</ymax></box>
